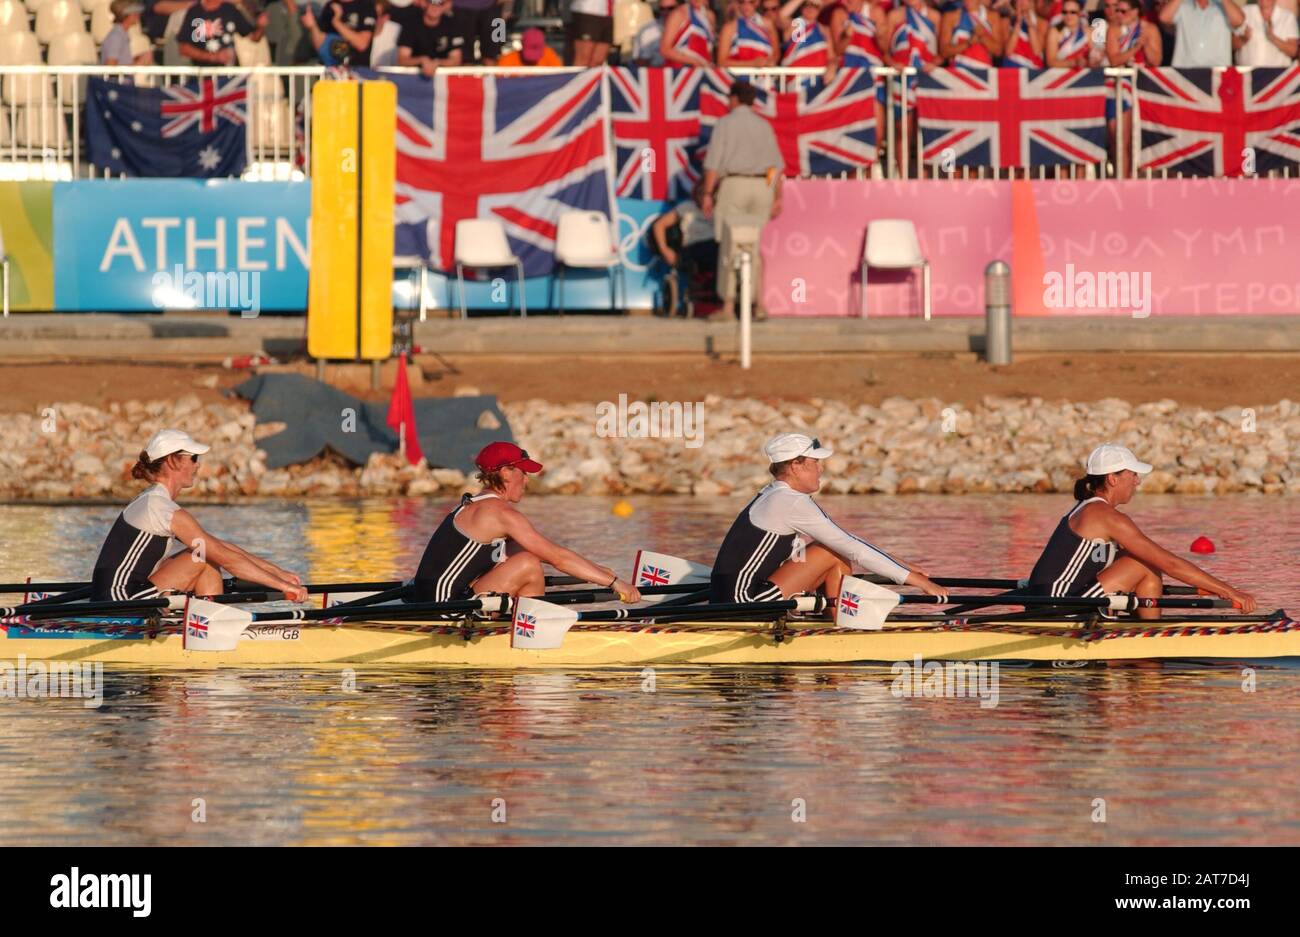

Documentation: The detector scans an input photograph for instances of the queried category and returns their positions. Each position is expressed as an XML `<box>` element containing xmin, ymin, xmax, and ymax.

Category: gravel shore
<box><xmin>4</xmin><ymin>393</ymin><xmax>1297</xmax><ymax>501</ymax></box>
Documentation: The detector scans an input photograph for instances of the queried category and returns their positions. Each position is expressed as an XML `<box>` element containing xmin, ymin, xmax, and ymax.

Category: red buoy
<box><xmin>1190</xmin><ymin>536</ymin><xmax>1215</xmax><ymax>554</ymax></box>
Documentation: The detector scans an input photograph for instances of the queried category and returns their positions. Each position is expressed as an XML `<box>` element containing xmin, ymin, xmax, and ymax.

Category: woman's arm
<box><xmin>1101</xmin><ymin>511</ymin><xmax>1257</xmax><ymax>611</ymax></box>
<box><xmin>499</xmin><ymin>510</ymin><xmax>642</xmax><ymax>601</ymax></box>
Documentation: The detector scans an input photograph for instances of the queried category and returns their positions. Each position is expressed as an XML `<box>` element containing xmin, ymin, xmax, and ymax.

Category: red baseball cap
<box><xmin>475</xmin><ymin>441</ymin><xmax>543</xmax><ymax>473</ymax></box>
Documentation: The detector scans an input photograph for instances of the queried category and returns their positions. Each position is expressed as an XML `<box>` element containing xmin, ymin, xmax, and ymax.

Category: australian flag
<box><xmin>917</xmin><ymin>66</ymin><xmax>1106</xmax><ymax>168</ymax></box>
<box><xmin>1138</xmin><ymin>66</ymin><xmax>1300</xmax><ymax>177</ymax></box>
<box><xmin>85</xmin><ymin>76</ymin><xmax>249</xmax><ymax>177</ymax></box>
<box><xmin>379</xmin><ymin>70</ymin><xmax>612</xmax><ymax>277</ymax></box>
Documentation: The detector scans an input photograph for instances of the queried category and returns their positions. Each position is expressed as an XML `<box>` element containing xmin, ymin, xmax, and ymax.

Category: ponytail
<box><xmin>131</xmin><ymin>450</ymin><xmax>187</xmax><ymax>482</ymax></box>
<box><xmin>1073</xmin><ymin>473</ymin><xmax>1108</xmax><ymax>501</ymax></box>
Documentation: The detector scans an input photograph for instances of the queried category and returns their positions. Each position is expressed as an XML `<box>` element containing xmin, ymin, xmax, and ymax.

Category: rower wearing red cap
<box><xmin>411</xmin><ymin>442</ymin><xmax>642</xmax><ymax>604</ymax></box>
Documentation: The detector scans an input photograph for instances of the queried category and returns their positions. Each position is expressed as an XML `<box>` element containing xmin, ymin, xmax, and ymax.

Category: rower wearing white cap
<box><xmin>1027</xmin><ymin>444</ymin><xmax>1256</xmax><ymax>618</ymax></box>
<box><xmin>709</xmin><ymin>433</ymin><xmax>948</xmax><ymax>604</ymax></box>
<box><xmin>90</xmin><ymin>429</ymin><xmax>307</xmax><ymax>602</ymax></box>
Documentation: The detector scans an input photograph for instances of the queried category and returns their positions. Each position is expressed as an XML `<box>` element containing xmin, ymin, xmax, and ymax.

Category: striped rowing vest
<box><xmin>413</xmin><ymin>492</ymin><xmax>502</xmax><ymax>602</ymax></box>
<box><xmin>709</xmin><ymin>493</ymin><xmax>795</xmax><ymax>604</ymax></box>
<box><xmin>1027</xmin><ymin>497</ymin><xmax>1116</xmax><ymax>598</ymax></box>
<box><xmin>91</xmin><ymin>484</ymin><xmax>180</xmax><ymax>601</ymax></box>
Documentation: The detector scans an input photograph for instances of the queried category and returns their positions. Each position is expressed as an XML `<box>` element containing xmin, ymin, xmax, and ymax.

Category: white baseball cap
<box><xmin>145</xmin><ymin>429</ymin><xmax>211</xmax><ymax>460</ymax></box>
<box><xmin>1086</xmin><ymin>444</ymin><xmax>1152</xmax><ymax>476</ymax></box>
<box><xmin>763</xmin><ymin>433</ymin><xmax>834</xmax><ymax>463</ymax></box>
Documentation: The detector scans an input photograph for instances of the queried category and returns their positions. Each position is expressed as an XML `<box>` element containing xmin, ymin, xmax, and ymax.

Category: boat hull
<box><xmin>2</xmin><ymin>618</ymin><xmax>1298</xmax><ymax>667</ymax></box>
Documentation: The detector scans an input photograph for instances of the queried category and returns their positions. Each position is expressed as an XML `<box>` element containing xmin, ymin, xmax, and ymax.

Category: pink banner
<box><xmin>1023</xmin><ymin>178</ymin><xmax>1300</xmax><ymax>317</ymax></box>
<box><xmin>758</xmin><ymin>177</ymin><xmax>1300</xmax><ymax>317</ymax></box>
<box><xmin>759</xmin><ymin>180</ymin><xmax>1012</xmax><ymax>317</ymax></box>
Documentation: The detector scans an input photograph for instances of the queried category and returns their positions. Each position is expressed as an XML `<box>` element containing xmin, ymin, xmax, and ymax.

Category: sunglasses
<box><xmin>189</xmin><ymin>454</ymin><xmax>200</xmax><ymax>463</ymax></box>
<box><xmin>1063</xmin><ymin>7</ymin><xmax>1080</xmax><ymax>12</ymax></box>
<box><xmin>803</xmin><ymin>438</ymin><xmax>822</xmax><ymax>455</ymax></box>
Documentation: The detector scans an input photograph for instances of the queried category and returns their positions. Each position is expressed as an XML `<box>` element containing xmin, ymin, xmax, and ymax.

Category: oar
<box><xmin>10</xmin><ymin>597</ymin><xmax>176</xmax><ymax>621</ymax></box>
<box><xmin>0</xmin><ymin>580</ymin><xmax>91</xmax><ymax>593</ymax></box>
<box><xmin>22</xmin><ymin>585</ymin><xmax>94</xmax><ymax>606</ymax></box>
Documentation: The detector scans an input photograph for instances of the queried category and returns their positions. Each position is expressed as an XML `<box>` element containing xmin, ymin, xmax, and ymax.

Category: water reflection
<box><xmin>0</xmin><ymin>496</ymin><xmax>1297</xmax><ymax>845</ymax></box>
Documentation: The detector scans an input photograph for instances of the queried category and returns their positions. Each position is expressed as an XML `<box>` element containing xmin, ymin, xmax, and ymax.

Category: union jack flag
<box><xmin>916</xmin><ymin>66</ymin><xmax>1105</xmax><ymax>169</ymax></box>
<box><xmin>639</xmin><ymin>566</ymin><xmax>671</xmax><ymax>587</ymax></box>
<box><xmin>754</xmin><ymin>68</ymin><xmax>879</xmax><ymax>176</ymax></box>
<box><xmin>514</xmin><ymin>611</ymin><xmax>536</xmax><ymax>639</ymax></box>
<box><xmin>839</xmin><ymin>592</ymin><xmax>859</xmax><ymax>617</ymax></box>
<box><xmin>187</xmin><ymin>614</ymin><xmax>209</xmax><ymax>639</ymax></box>
<box><xmin>1137</xmin><ymin>66</ymin><xmax>1300</xmax><ymax>177</ymax></box>
<box><xmin>161</xmin><ymin>77</ymin><xmax>248</xmax><ymax>137</ymax></box>
<box><xmin>382</xmin><ymin>71</ymin><xmax>612</xmax><ymax>277</ymax></box>
<box><xmin>609</xmin><ymin>67</ymin><xmax>710</xmax><ymax>200</ymax></box>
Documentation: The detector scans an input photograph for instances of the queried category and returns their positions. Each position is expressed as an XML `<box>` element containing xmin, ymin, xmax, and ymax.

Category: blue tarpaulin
<box><xmin>234</xmin><ymin>374</ymin><xmax>511</xmax><ymax>473</ymax></box>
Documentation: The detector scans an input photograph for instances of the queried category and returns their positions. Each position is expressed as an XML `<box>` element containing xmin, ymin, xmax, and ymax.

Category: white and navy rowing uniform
<box><xmin>412</xmin><ymin>493</ymin><xmax>502</xmax><ymax>602</ymax></box>
<box><xmin>1027</xmin><ymin>497</ymin><xmax>1116</xmax><ymax>597</ymax></box>
<box><xmin>709</xmin><ymin>481</ymin><xmax>911</xmax><ymax>603</ymax></box>
<box><xmin>91</xmin><ymin>484</ymin><xmax>186</xmax><ymax>601</ymax></box>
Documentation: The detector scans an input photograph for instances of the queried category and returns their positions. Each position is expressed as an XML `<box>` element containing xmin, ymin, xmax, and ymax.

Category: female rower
<box><xmin>1027</xmin><ymin>444</ymin><xmax>1256</xmax><ymax>620</ymax></box>
<box><xmin>91</xmin><ymin>430</ymin><xmax>307</xmax><ymax>601</ymax></box>
<box><xmin>710</xmin><ymin>433</ymin><xmax>948</xmax><ymax>604</ymax></box>
<box><xmin>412</xmin><ymin>442</ymin><xmax>642</xmax><ymax>604</ymax></box>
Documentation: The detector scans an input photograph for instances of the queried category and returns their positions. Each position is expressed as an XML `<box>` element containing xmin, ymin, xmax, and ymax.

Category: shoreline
<box><xmin>5</xmin><ymin>389</ymin><xmax>1296</xmax><ymax>502</ymax></box>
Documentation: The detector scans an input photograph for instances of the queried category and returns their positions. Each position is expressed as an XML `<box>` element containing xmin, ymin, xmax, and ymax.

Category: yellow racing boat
<box><xmin>2</xmin><ymin>613</ymin><xmax>1298</xmax><ymax>668</ymax></box>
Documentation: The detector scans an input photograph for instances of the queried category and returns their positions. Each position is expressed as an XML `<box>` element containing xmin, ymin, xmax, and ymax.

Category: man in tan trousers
<box><xmin>701</xmin><ymin>81</ymin><xmax>784</xmax><ymax>320</ymax></box>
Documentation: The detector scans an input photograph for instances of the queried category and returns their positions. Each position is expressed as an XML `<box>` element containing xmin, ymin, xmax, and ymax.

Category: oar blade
<box><xmin>510</xmin><ymin>597</ymin><xmax>578</xmax><ymax>650</ymax></box>
<box><xmin>183</xmin><ymin>598</ymin><xmax>253</xmax><ymax>652</ymax></box>
<box><xmin>632</xmin><ymin>551</ymin><xmax>712</xmax><ymax>604</ymax></box>
<box><xmin>834</xmin><ymin>576</ymin><xmax>901</xmax><ymax>631</ymax></box>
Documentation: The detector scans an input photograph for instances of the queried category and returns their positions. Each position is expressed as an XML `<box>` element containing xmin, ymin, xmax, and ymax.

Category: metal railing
<box><xmin>0</xmin><ymin>64</ymin><xmax>1287</xmax><ymax>182</ymax></box>
<box><xmin>0</xmin><ymin>64</ymin><xmax>322</xmax><ymax>180</ymax></box>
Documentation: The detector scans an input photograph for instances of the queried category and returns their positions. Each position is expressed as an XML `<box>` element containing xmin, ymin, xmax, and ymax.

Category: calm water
<box><xmin>1</xmin><ymin>494</ymin><xmax>1298</xmax><ymax>846</ymax></box>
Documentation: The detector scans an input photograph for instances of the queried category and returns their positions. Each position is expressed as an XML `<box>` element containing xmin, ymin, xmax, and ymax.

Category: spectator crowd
<box><xmin>5</xmin><ymin>0</ymin><xmax>1295</xmax><ymax>72</ymax></box>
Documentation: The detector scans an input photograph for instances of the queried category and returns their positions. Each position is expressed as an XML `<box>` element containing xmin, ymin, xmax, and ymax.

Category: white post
<box><xmin>738</xmin><ymin>250</ymin><xmax>753</xmax><ymax>371</ymax></box>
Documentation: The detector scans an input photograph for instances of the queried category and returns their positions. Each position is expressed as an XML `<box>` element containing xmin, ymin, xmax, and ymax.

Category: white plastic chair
<box><xmin>0</xmin><ymin>0</ymin><xmax>30</xmax><ymax>32</ymax></box>
<box><xmin>80</xmin><ymin>0</ymin><xmax>108</xmax><ymax>11</ymax></box>
<box><xmin>0</xmin><ymin>33</ymin><xmax>52</xmax><ymax>108</ymax></box>
<box><xmin>454</xmin><ymin>219</ymin><xmax>526</xmax><ymax>319</ymax></box>
<box><xmin>23</xmin><ymin>0</ymin><xmax>52</xmax><ymax>12</ymax></box>
<box><xmin>553</xmin><ymin>210</ymin><xmax>623</xmax><ymax>314</ymax></box>
<box><xmin>860</xmin><ymin>219</ymin><xmax>930</xmax><ymax>320</ymax></box>
<box><xmin>0</xmin><ymin>28</ymin><xmax>40</xmax><ymax>63</ymax></box>
<box><xmin>34</xmin><ymin>0</ymin><xmax>83</xmax><ymax>43</ymax></box>
<box><xmin>47</xmin><ymin>29</ymin><xmax>96</xmax><ymax>98</ymax></box>
<box><xmin>15</xmin><ymin>104</ymin><xmax>63</xmax><ymax>146</ymax></box>
<box><xmin>90</xmin><ymin>2</ymin><xmax>114</xmax><ymax>43</ymax></box>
